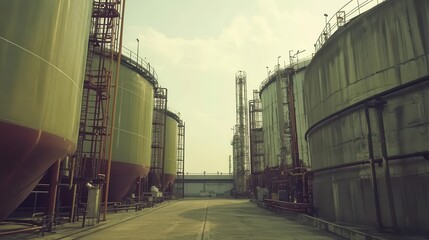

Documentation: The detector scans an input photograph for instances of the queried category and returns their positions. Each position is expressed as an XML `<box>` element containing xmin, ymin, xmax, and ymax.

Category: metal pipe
<box><xmin>301</xmin><ymin>172</ymin><xmax>306</xmax><ymax>201</ymax></box>
<box><xmin>47</xmin><ymin>159</ymin><xmax>61</xmax><ymax>232</ymax></box>
<box><xmin>33</xmin><ymin>193</ymin><xmax>38</xmax><ymax>214</ymax></box>
<box><xmin>375</xmin><ymin>101</ymin><xmax>399</xmax><ymax>232</ymax></box>
<box><xmin>306</xmin><ymin>151</ymin><xmax>427</xmax><ymax>189</ymax></box>
<box><xmin>364</xmin><ymin>105</ymin><xmax>383</xmax><ymax>229</ymax></box>
<box><xmin>31</xmin><ymin>191</ymin><xmax>49</xmax><ymax>194</ymax></box>
<box><xmin>36</xmin><ymin>184</ymin><xmax>50</xmax><ymax>187</ymax></box>
<box><xmin>104</xmin><ymin>0</ymin><xmax>126</xmax><ymax>222</ymax></box>
<box><xmin>275</xmin><ymin>68</ymin><xmax>287</xmax><ymax>166</ymax></box>
<box><xmin>138</xmin><ymin>177</ymin><xmax>142</xmax><ymax>204</ymax></box>
<box><xmin>70</xmin><ymin>184</ymin><xmax>77</xmax><ymax>222</ymax></box>
<box><xmin>286</xmin><ymin>68</ymin><xmax>300</xmax><ymax>168</ymax></box>
<box><xmin>161</xmin><ymin>89</ymin><xmax>168</xmax><ymax>190</ymax></box>
<box><xmin>249</xmin><ymin>100</ymin><xmax>255</xmax><ymax>176</ymax></box>
<box><xmin>309</xmin><ymin>160</ymin><xmax>375</xmax><ymax>174</ymax></box>
<box><xmin>69</xmin><ymin>156</ymin><xmax>75</xmax><ymax>190</ymax></box>
<box><xmin>182</xmin><ymin>122</ymin><xmax>186</xmax><ymax>199</ymax></box>
<box><xmin>387</xmin><ymin>151</ymin><xmax>429</xmax><ymax>161</ymax></box>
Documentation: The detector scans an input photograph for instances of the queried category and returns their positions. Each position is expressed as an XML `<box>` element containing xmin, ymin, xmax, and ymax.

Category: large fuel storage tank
<box><xmin>304</xmin><ymin>0</ymin><xmax>429</xmax><ymax>233</ymax></box>
<box><xmin>290</xmin><ymin>60</ymin><xmax>311</xmax><ymax>168</ymax></box>
<box><xmin>162</xmin><ymin>110</ymin><xmax>180</xmax><ymax>190</ymax></box>
<box><xmin>0</xmin><ymin>1</ymin><xmax>92</xmax><ymax>221</ymax></box>
<box><xmin>106</xmin><ymin>48</ymin><xmax>156</xmax><ymax>202</ymax></box>
<box><xmin>260</xmin><ymin>71</ymin><xmax>285</xmax><ymax>169</ymax></box>
<box><xmin>260</xmin><ymin>62</ymin><xmax>310</xmax><ymax>170</ymax></box>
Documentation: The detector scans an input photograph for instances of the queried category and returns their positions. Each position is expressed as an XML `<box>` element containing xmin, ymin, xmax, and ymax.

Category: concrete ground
<box><xmin>1</xmin><ymin>199</ymin><xmax>344</xmax><ymax>240</ymax></box>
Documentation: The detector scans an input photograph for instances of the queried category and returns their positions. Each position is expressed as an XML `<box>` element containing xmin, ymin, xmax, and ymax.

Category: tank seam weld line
<box><xmin>110</xmin><ymin>127</ymin><xmax>151</xmax><ymax>141</ymax></box>
<box><xmin>0</xmin><ymin>36</ymin><xmax>79</xmax><ymax>90</ymax></box>
<box><xmin>118</xmin><ymin>85</ymin><xmax>149</xmax><ymax>98</ymax></box>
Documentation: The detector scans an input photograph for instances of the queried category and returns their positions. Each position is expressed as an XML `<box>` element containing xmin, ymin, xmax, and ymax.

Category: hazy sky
<box><xmin>121</xmin><ymin>0</ymin><xmax>359</xmax><ymax>173</ymax></box>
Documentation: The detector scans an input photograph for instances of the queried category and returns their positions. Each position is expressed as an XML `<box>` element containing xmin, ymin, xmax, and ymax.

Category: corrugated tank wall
<box><xmin>304</xmin><ymin>0</ymin><xmax>429</xmax><ymax>233</ymax></box>
<box><xmin>261</xmin><ymin>76</ymin><xmax>282</xmax><ymax>168</ymax></box>
<box><xmin>292</xmin><ymin>61</ymin><xmax>310</xmax><ymax>167</ymax></box>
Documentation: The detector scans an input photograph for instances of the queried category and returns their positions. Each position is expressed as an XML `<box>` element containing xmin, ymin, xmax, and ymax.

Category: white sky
<box><xmin>121</xmin><ymin>0</ymin><xmax>350</xmax><ymax>173</ymax></box>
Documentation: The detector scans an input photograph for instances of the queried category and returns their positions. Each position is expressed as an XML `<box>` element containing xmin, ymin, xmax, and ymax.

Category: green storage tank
<box><xmin>162</xmin><ymin>110</ymin><xmax>181</xmax><ymax>190</ymax></box>
<box><xmin>106</xmin><ymin>48</ymin><xmax>156</xmax><ymax>202</ymax></box>
<box><xmin>0</xmin><ymin>0</ymin><xmax>92</xmax><ymax>221</ymax></box>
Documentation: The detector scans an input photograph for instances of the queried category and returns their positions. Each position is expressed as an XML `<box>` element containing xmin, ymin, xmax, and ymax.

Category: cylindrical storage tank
<box><xmin>304</xmin><ymin>0</ymin><xmax>429</xmax><ymax>233</ymax></box>
<box><xmin>292</xmin><ymin>60</ymin><xmax>311</xmax><ymax>167</ymax></box>
<box><xmin>260</xmin><ymin>72</ymin><xmax>284</xmax><ymax>169</ymax></box>
<box><xmin>260</xmin><ymin>64</ymin><xmax>311</xmax><ymax>169</ymax></box>
<box><xmin>162</xmin><ymin>110</ymin><xmax>180</xmax><ymax>190</ymax></box>
<box><xmin>0</xmin><ymin>1</ymin><xmax>92</xmax><ymax>221</ymax></box>
<box><xmin>105</xmin><ymin>49</ymin><xmax>156</xmax><ymax>202</ymax></box>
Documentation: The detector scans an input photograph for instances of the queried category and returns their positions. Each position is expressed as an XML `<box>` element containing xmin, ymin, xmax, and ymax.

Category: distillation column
<box><xmin>234</xmin><ymin>71</ymin><xmax>250</xmax><ymax>196</ymax></box>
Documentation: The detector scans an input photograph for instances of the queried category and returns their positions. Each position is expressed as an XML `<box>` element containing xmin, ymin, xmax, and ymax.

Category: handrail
<box><xmin>165</xmin><ymin>107</ymin><xmax>181</xmax><ymax>123</ymax></box>
<box><xmin>93</xmin><ymin>45</ymin><xmax>159</xmax><ymax>87</ymax></box>
<box><xmin>185</xmin><ymin>172</ymin><xmax>233</xmax><ymax>175</ymax></box>
<box><xmin>313</xmin><ymin>0</ymin><xmax>384</xmax><ymax>52</ymax></box>
<box><xmin>120</xmin><ymin>45</ymin><xmax>158</xmax><ymax>87</ymax></box>
<box><xmin>260</xmin><ymin>55</ymin><xmax>313</xmax><ymax>94</ymax></box>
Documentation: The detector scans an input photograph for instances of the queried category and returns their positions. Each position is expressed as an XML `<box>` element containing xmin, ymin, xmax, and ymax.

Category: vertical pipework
<box><xmin>249</xmin><ymin>99</ymin><xmax>255</xmax><ymax>176</ymax></box>
<box><xmin>275</xmin><ymin>69</ymin><xmax>287</xmax><ymax>166</ymax></box>
<box><xmin>182</xmin><ymin>123</ymin><xmax>186</xmax><ymax>198</ymax></box>
<box><xmin>161</xmin><ymin>89</ymin><xmax>168</xmax><ymax>190</ymax></box>
<box><xmin>286</xmin><ymin>68</ymin><xmax>300</xmax><ymax>168</ymax></box>
<box><xmin>249</xmin><ymin>99</ymin><xmax>256</xmax><ymax>192</ymax></box>
<box><xmin>375</xmin><ymin>100</ymin><xmax>398</xmax><ymax>232</ymax></box>
<box><xmin>47</xmin><ymin>159</ymin><xmax>61</xmax><ymax>231</ymax></box>
<box><xmin>151</xmin><ymin>88</ymin><xmax>168</xmax><ymax>190</ymax></box>
<box><xmin>235</xmin><ymin>71</ymin><xmax>249</xmax><ymax>194</ymax></box>
<box><xmin>229</xmin><ymin>155</ymin><xmax>232</xmax><ymax>175</ymax></box>
<box><xmin>364</xmin><ymin>105</ymin><xmax>383</xmax><ymax>229</ymax></box>
<box><xmin>137</xmin><ymin>177</ymin><xmax>142</xmax><ymax>203</ymax></box>
<box><xmin>104</xmin><ymin>0</ymin><xmax>126</xmax><ymax>222</ymax></box>
<box><xmin>70</xmin><ymin>184</ymin><xmax>77</xmax><ymax>222</ymax></box>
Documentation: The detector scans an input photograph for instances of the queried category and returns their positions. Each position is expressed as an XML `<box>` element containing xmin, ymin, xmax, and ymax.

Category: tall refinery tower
<box><xmin>233</xmin><ymin>71</ymin><xmax>250</xmax><ymax>197</ymax></box>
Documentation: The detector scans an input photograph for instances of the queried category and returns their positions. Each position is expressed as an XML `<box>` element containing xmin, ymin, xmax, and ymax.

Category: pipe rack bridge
<box><xmin>177</xmin><ymin>174</ymin><xmax>234</xmax><ymax>197</ymax></box>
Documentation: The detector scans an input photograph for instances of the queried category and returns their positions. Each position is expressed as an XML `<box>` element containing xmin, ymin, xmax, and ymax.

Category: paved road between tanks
<box><xmin>25</xmin><ymin>199</ymin><xmax>343</xmax><ymax>240</ymax></box>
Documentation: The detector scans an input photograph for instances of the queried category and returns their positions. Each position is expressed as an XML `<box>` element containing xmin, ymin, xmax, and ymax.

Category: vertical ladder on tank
<box><xmin>150</xmin><ymin>88</ymin><xmax>168</xmax><ymax>190</ymax></box>
<box><xmin>174</xmin><ymin>121</ymin><xmax>185</xmax><ymax>198</ymax></box>
<box><xmin>73</xmin><ymin>0</ymin><xmax>123</xmax><ymax>222</ymax></box>
<box><xmin>249</xmin><ymin>90</ymin><xmax>264</xmax><ymax>190</ymax></box>
<box><xmin>281</xmin><ymin>71</ymin><xmax>291</xmax><ymax>168</ymax></box>
<box><xmin>284</xmin><ymin>67</ymin><xmax>309</xmax><ymax>204</ymax></box>
<box><xmin>284</xmin><ymin>68</ymin><xmax>300</xmax><ymax>169</ymax></box>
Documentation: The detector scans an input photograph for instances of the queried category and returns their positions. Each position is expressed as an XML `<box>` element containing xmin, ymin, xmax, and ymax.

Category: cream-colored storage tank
<box><xmin>162</xmin><ymin>110</ymin><xmax>180</xmax><ymax>190</ymax></box>
<box><xmin>304</xmin><ymin>0</ymin><xmax>429</xmax><ymax>233</ymax></box>
<box><xmin>0</xmin><ymin>0</ymin><xmax>92</xmax><ymax>221</ymax></box>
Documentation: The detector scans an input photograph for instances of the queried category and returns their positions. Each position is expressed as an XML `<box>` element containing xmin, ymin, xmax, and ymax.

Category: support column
<box><xmin>47</xmin><ymin>159</ymin><xmax>61</xmax><ymax>231</ymax></box>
